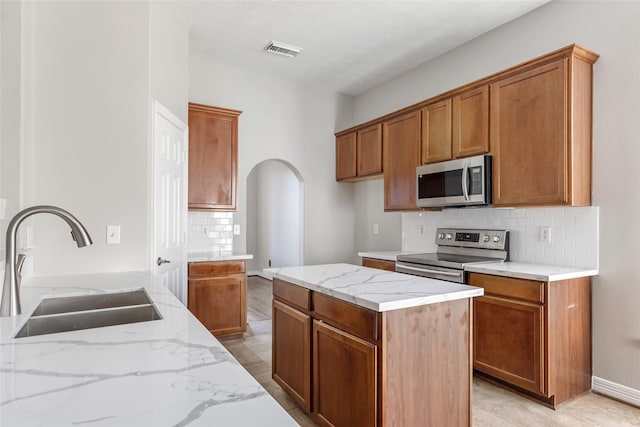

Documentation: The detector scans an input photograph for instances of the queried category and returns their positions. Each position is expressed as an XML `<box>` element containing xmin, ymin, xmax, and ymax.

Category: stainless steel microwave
<box><xmin>416</xmin><ymin>154</ymin><xmax>492</xmax><ymax>208</ymax></box>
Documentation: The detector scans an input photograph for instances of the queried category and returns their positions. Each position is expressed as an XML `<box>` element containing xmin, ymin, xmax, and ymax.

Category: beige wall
<box><xmin>351</xmin><ymin>1</ymin><xmax>640</xmax><ymax>392</ymax></box>
<box><xmin>189</xmin><ymin>56</ymin><xmax>356</xmax><ymax>266</ymax></box>
<box><xmin>2</xmin><ymin>1</ymin><xmax>189</xmax><ymax>276</ymax></box>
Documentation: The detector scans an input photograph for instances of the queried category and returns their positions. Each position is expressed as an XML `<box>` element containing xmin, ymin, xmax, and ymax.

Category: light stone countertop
<box><xmin>465</xmin><ymin>262</ymin><xmax>598</xmax><ymax>282</ymax></box>
<box><xmin>0</xmin><ymin>271</ymin><xmax>296</xmax><ymax>427</ymax></box>
<box><xmin>357</xmin><ymin>250</ymin><xmax>418</xmax><ymax>262</ymax></box>
<box><xmin>358</xmin><ymin>251</ymin><xmax>598</xmax><ymax>282</ymax></box>
<box><xmin>187</xmin><ymin>252</ymin><xmax>253</xmax><ymax>263</ymax></box>
<box><xmin>267</xmin><ymin>263</ymin><xmax>483</xmax><ymax>312</ymax></box>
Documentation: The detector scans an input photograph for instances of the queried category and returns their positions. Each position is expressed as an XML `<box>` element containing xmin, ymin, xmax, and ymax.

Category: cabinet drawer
<box><xmin>188</xmin><ymin>260</ymin><xmax>246</xmax><ymax>277</ymax></box>
<box><xmin>313</xmin><ymin>292</ymin><xmax>378</xmax><ymax>343</ymax></box>
<box><xmin>469</xmin><ymin>273</ymin><xmax>544</xmax><ymax>304</ymax></box>
<box><xmin>362</xmin><ymin>257</ymin><xmax>395</xmax><ymax>272</ymax></box>
<box><xmin>273</xmin><ymin>278</ymin><xmax>311</xmax><ymax>312</ymax></box>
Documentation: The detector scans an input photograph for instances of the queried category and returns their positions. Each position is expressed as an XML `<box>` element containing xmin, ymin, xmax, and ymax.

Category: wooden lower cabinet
<box><xmin>474</xmin><ymin>296</ymin><xmax>544</xmax><ymax>394</ymax></box>
<box><xmin>470</xmin><ymin>272</ymin><xmax>591</xmax><ymax>407</ymax></box>
<box><xmin>188</xmin><ymin>261</ymin><xmax>247</xmax><ymax>337</ymax></box>
<box><xmin>272</xmin><ymin>300</ymin><xmax>311</xmax><ymax>412</ymax></box>
<box><xmin>272</xmin><ymin>278</ymin><xmax>472</xmax><ymax>426</ymax></box>
<box><xmin>362</xmin><ymin>257</ymin><xmax>395</xmax><ymax>272</ymax></box>
<box><xmin>313</xmin><ymin>320</ymin><xmax>377</xmax><ymax>427</ymax></box>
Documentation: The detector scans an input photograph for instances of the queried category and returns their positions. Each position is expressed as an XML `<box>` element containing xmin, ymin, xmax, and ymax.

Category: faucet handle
<box><xmin>16</xmin><ymin>254</ymin><xmax>26</xmax><ymax>276</ymax></box>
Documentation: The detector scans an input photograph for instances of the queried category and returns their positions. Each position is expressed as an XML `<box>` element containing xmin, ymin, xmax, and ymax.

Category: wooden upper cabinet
<box><xmin>421</xmin><ymin>99</ymin><xmax>452</xmax><ymax>164</ymax></box>
<box><xmin>490</xmin><ymin>47</ymin><xmax>597</xmax><ymax>207</ymax></box>
<box><xmin>336</xmin><ymin>124</ymin><xmax>382</xmax><ymax>181</ymax></box>
<box><xmin>357</xmin><ymin>124</ymin><xmax>383</xmax><ymax>177</ymax></box>
<box><xmin>336</xmin><ymin>132</ymin><xmax>357</xmax><ymax>180</ymax></box>
<box><xmin>452</xmin><ymin>85</ymin><xmax>490</xmax><ymax>158</ymax></box>
<box><xmin>188</xmin><ymin>103</ymin><xmax>241</xmax><ymax>211</ymax></box>
<box><xmin>383</xmin><ymin>111</ymin><xmax>421</xmax><ymax>211</ymax></box>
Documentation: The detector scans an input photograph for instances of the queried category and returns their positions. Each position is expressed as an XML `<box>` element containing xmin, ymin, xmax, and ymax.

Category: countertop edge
<box><xmin>271</xmin><ymin>264</ymin><xmax>484</xmax><ymax>312</ymax></box>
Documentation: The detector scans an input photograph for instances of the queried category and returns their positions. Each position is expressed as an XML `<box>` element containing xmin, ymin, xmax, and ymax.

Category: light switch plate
<box><xmin>106</xmin><ymin>225</ymin><xmax>121</xmax><ymax>244</ymax></box>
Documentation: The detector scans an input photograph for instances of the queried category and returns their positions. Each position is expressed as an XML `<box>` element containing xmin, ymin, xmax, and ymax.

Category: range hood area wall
<box><xmin>403</xmin><ymin>206</ymin><xmax>599</xmax><ymax>270</ymax></box>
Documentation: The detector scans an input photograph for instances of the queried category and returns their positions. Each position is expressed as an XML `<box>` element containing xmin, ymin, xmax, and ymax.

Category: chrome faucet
<box><xmin>0</xmin><ymin>205</ymin><xmax>93</xmax><ymax>317</ymax></box>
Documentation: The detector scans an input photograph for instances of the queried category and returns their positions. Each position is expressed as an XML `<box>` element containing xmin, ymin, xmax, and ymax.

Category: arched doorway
<box><xmin>246</xmin><ymin>159</ymin><xmax>303</xmax><ymax>276</ymax></box>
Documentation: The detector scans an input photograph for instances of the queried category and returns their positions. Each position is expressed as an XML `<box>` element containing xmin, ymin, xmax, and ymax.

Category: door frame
<box><xmin>149</xmin><ymin>100</ymin><xmax>188</xmax><ymax>299</ymax></box>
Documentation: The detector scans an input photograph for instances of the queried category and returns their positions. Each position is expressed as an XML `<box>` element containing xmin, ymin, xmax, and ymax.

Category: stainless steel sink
<box><xmin>15</xmin><ymin>289</ymin><xmax>162</xmax><ymax>338</ymax></box>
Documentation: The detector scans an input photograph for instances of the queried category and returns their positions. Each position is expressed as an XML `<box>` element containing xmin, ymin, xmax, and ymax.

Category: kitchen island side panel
<box><xmin>380</xmin><ymin>298</ymin><xmax>472</xmax><ymax>426</ymax></box>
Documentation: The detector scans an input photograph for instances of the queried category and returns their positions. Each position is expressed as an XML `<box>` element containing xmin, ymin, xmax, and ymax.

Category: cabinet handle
<box><xmin>462</xmin><ymin>161</ymin><xmax>470</xmax><ymax>201</ymax></box>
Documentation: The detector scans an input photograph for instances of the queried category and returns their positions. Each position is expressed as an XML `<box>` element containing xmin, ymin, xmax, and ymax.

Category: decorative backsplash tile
<box><xmin>402</xmin><ymin>206</ymin><xmax>599</xmax><ymax>269</ymax></box>
<box><xmin>187</xmin><ymin>211</ymin><xmax>234</xmax><ymax>255</ymax></box>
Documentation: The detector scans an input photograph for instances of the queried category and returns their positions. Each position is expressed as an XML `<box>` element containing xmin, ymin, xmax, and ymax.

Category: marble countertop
<box><xmin>0</xmin><ymin>271</ymin><xmax>296</xmax><ymax>427</ymax></box>
<box><xmin>357</xmin><ymin>250</ymin><xmax>417</xmax><ymax>262</ymax></box>
<box><xmin>358</xmin><ymin>251</ymin><xmax>597</xmax><ymax>282</ymax></box>
<box><xmin>187</xmin><ymin>252</ymin><xmax>253</xmax><ymax>263</ymax></box>
<box><xmin>466</xmin><ymin>262</ymin><xmax>599</xmax><ymax>282</ymax></box>
<box><xmin>267</xmin><ymin>263</ymin><xmax>483</xmax><ymax>312</ymax></box>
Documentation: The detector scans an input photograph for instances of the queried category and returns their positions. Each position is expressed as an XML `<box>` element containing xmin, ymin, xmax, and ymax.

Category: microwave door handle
<box><xmin>462</xmin><ymin>162</ymin><xmax>470</xmax><ymax>200</ymax></box>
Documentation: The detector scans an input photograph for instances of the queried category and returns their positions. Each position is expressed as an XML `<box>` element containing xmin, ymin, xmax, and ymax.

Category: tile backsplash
<box><xmin>402</xmin><ymin>206</ymin><xmax>599</xmax><ymax>269</ymax></box>
<box><xmin>187</xmin><ymin>211</ymin><xmax>234</xmax><ymax>255</ymax></box>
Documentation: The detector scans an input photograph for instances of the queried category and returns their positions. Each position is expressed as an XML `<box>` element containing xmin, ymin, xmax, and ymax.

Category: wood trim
<box><xmin>335</xmin><ymin>44</ymin><xmax>598</xmax><ymax>137</ymax></box>
<box><xmin>188</xmin><ymin>102</ymin><xmax>242</xmax><ymax>117</ymax></box>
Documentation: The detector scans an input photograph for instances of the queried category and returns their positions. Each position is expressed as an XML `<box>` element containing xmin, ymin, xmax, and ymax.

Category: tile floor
<box><xmin>220</xmin><ymin>276</ymin><xmax>640</xmax><ymax>426</ymax></box>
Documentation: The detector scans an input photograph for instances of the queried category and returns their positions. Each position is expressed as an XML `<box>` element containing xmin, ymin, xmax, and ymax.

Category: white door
<box><xmin>152</xmin><ymin>101</ymin><xmax>188</xmax><ymax>304</ymax></box>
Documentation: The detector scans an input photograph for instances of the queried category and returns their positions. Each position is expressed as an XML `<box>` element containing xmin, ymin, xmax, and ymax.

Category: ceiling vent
<box><xmin>265</xmin><ymin>41</ymin><xmax>303</xmax><ymax>58</ymax></box>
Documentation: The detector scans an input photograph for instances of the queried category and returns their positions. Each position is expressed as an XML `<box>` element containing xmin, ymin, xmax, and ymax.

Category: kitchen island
<box><xmin>268</xmin><ymin>263</ymin><xmax>484</xmax><ymax>426</ymax></box>
<box><xmin>0</xmin><ymin>271</ymin><xmax>297</xmax><ymax>426</ymax></box>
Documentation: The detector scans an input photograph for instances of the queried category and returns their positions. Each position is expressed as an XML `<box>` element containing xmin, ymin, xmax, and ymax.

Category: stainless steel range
<box><xmin>396</xmin><ymin>228</ymin><xmax>509</xmax><ymax>284</ymax></box>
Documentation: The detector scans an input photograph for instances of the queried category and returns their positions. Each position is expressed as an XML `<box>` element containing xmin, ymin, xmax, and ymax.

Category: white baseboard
<box><xmin>248</xmin><ymin>271</ymin><xmax>272</xmax><ymax>280</ymax></box>
<box><xmin>592</xmin><ymin>376</ymin><xmax>640</xmax><ymax>408</ymax></box>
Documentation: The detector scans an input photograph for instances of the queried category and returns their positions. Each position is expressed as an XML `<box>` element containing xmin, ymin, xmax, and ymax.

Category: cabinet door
<box><xmin>453</xmin><ymin>85</ymin><xmax>489</xmax><ymax>158</ymax></box>
<box><xmin>336</xmin><ymin>132</ymin><xmax>357</xmax><ymax>181</ymax></box>
<box><xmin>313</xmin><ymin>320</ymin><xmax>377</xmax><ymax>427</ymax></box>
<box><xmin>188</xmin><ymin>104</ymin><xmax>240</xmax><ymax>211</ymax></box>
<box><xmin>421</xmin><ymin>99</ymin><xmax>452</xmax><ymax>164</ymax></box>
<box><xmin>490</xmin><ymin>59</ymin><xmax>569</xmax><ymax>206</ymax></box>
<box><xmin>188</xmin><ymin>274</ymin><xmax>247</xmax><ymax>336</ymax></box>
<box><xmin>474</xmin><ymin>295</ymin><xmax>545</xmax><ymax>395</ymax></box>
<box><xmin>383</xmin><ymin>111</ymin><xmax>421</xmax><ymax>211</ymax></box>
<box><xmin>357</xmin><ymin>124</ymin><xmax>383</xmax><ymax>177</ymax></box>
<box><xmin>272</xmin><ymin>300</ymin><xmax>311</xmax><ymax>412</ymax></box>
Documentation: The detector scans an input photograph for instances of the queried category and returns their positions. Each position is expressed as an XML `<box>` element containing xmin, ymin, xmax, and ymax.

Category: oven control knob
<box><xmin>445</xmin><ymin>233</ymin><xmax>453</xmax><ymax>240</ymax></box>
<box><xmin>438</xmin><ymin>233</ymin><xmax>445</xmax><ymax>240</ymax></box>
<box><xmin>493</xmin><ymin>235</ymin><xmax>501</xmax><ymax>243</ymax></box>
<box><xmin>483</xmin><ymin>235</ymin><xmax>490</xmax><ymax>243</ymax></box>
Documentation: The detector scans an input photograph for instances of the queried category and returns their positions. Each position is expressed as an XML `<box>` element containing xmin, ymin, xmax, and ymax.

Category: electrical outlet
<box><xmin>537</xmin><ymin>226</ymin><xmax>551</xmax><ymax>243</ymax></box>
<box><xmin>419</xmin><ymin>225</ymin><xmax>425</xmax><ymax>234</ymax></box>
<box><xmin>233</xmin><ymin>224</ymin><xmax>240</xmax><ymax>235</ymax></box>
<box><xmin>373</xmin><ymin>224</ymin><xmax>379</xmax><ymax>234</ymax></box>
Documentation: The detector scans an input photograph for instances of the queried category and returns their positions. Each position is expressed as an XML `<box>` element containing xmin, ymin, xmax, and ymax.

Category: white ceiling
<box><xmin>183</xmin><ymin>0</ymin><xmax>550</xmax><ymax>96</ymax></box>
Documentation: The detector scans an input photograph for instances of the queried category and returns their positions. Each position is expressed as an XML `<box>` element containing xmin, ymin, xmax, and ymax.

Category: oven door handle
<box><xmin>462</xmin><ymin>161</ymin><xmax>470</xmax><ymax>201</ymax></box>
<box><xmin>397</xmin><ymin>265</ymin><xmax>461</xmax><ymax>277</ymax></box>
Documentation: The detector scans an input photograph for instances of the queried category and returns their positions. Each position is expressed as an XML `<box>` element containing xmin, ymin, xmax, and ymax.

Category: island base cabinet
<box><xmin>312</xmin><ymin>320</ymin><xmax>377</xmax><ymax>427</ymax></box>
<box><xmin>272</xmin><ymin>300</ymin><xmax>311</xmax><ymax>413</ymax></box>
<box><xmin>273</xmin><ymin>278</ymin><xmax>473</xmax><ymax>427</ymax></box>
